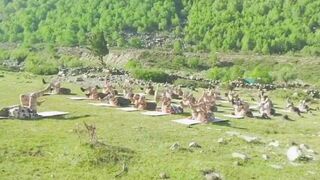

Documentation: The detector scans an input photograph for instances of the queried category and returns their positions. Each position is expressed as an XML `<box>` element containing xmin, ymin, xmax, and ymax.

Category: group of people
<box><xmin>1</xmin><ymin>77</ymin><xmax>314</xmax><ymax>121</ymax></box>
<box><xmin>0</xmin><ymin>79</ymin><xmax>69</xmax><ymax>119</ymax></box>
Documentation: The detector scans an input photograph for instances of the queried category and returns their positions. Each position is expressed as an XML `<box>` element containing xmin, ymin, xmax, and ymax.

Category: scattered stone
<box><xmin>240</xmin><ymin>135</ymin><xmax>260</xmax><ymax>143</ymax></box>
<box><xmin>76</xmin><ymin>77</ymin><xmax>84</xmax><ymax>82</ymax></box>
<box><xmin>226</xmin><ymin>131</ymin><xmax>240</xmax><ymax>137</ymax></box>
<box><xmin>98</xmin><ymin>77</ymin><xmax>105</xmax><ymax>81</ymax></box>
<box><xmin>205</xmin><ymin>172</ymin><xmax>222</xmax><ymax>180</ymax></box>
<box><xmin>159</xmin><ymin>172</ymin><xmax>169</xmax><ymax>179</ymax></box>
<box><xmin>262</xmin><ymin>154</ymin><xmax>269</xmax><ymax>160</ymax></box>
<box><xmin>287</xmin><ymin>144</ymin><xmax>315</xmax><ymax>162</ymax></box>
<box><xmin>189</xmin><ymin>142</ymin><xmax>201</xmax><ymax>148</ymax></box>
<box><xmin>269</xmin><ymin>164</ymin><xmax>283</xmax><ymax>170</ymax></box>
<box><xmin>170</xmin><ymin>143</ymin><xmax>180</xmax><ymax>150</ymax></box>
<box><xmin>217</xmin><ymin>138</ymin><xmax>227</xmax><ymax>144</ymax></box>
<box><xmin>233</xmin><ymin>161</ymin><xmax>243</xmax><ymax>166</ymax></box>
<box><xmin>268</xmin><ymin>140</ymin><xmax>280</xmax><ymax>147</ymax></box>
<box><xmin>287</xmin><ymin>146</ymin><xmax>302</xmax><ymax>161</ymax></box>
<box><xmin>232</xmin><ymin>152</ymin><xmax>249</xmax><ymax>161</ymax></box>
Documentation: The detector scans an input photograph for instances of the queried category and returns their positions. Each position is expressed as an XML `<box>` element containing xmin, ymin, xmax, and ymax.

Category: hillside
<box><xmin>0</xmin><ymin>0</ymin><xmax>320</xmax><ymax>55</ymax></box>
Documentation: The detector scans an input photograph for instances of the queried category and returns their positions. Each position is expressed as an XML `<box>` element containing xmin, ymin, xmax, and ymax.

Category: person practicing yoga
<box><xmin>0</xmin><ymin>84</ymin><xmax>51</xmax><ymax>119</ymax></box>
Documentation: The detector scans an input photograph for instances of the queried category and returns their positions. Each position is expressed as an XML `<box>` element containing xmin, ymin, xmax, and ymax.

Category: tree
<box><xmin>88</xmin><ymin>31</ymin><xmax>109</xmax><ymax>67</ymax></box>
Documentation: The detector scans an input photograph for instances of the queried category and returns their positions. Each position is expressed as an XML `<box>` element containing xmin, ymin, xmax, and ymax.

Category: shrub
<box><xmin>130</xmin><ymin>69</ymin><xmax>169</xmax><ymax>83</ymax></box>
<box><xmin>207</xmin><ymin>67</ymin><xmax>226</xmax><ymax>80</ymax></box>
<box><xmin>129</xmin><ymin>37</ymin><xmax>142</xmax><ymax>48</ymax></box>
<box><xmin>172</xmin><ymin>56</ymin><xmax>186</xmax><ymax>69</ymax></box>
<box><xmin>10</xmin><ymin>48</ymin><xmax>29</xmax><ymax>63</ymax></box>
<box><xmin>275</xmin><ymin>65</ymin><xmax>298</xmax><ymax>83</ymax></box>
<box><xmin>187</xmin><ymin>57</ymin><xmax>200</xmax><ymax>69</ymax></box>
<box><xmin>173</xmin><ymin>40</ymin><xmax>183</xmax><ymax>55</ymax></box>
<box><xmin>25</xmin><ymin>54</ymin><xmax>59</xmax><ymax>75</ymax></box>
<box><xmin>59</xmin><ymin>55</ymin><xmax>84</xmax><ymax>68</ymax></box>
<box><xmin>0</xmin><ymin>50</ymin><xmax>10</xmax><ymax>62</ymax></box>
<box><xmin>245</xmin><ymin>65</ymin><xmax>274</xmax><ymax>84</ymax></box>
<box><xmin>125</xmin><ymin>59</ymin><xmax>141</xmax><ymax>70</ymax></box>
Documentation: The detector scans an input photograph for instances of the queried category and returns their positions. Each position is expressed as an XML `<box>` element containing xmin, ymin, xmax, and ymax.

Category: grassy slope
<box><xmin>0</xmin><ymin>71</ymin><xmax>319</xmax><ymax>180</ymax></box>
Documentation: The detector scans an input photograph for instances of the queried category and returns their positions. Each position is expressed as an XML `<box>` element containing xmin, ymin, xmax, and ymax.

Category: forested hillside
<box><xmin>0</xmin><ymin>0</ymin><xmax>319</xmax><ymax>55</ymax></box>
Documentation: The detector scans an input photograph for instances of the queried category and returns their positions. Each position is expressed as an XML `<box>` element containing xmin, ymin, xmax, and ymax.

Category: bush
<box><xmin>172</xmin><ymin>56</ymin><xmax>186</xmax><ymax>70</ymax></box>
<box><xmin>130</xmin><ymin>69</ymin><xmax>170</xmax><ymax>83</ymax></box>
<box><xmin>129</xmin><ymin>37</ymin><xmax>142</xmax><ymax>48</ymax></box>
<box><xmin>245</xmin><ymin>65</ymin><xmax>274</xmax><ymax>84</ymax></box>
<box><xmin>207</xmin><ymin>67</ymin><xmax>226</xmax><ymax>80</ymax></box>
<box><xmin>173</xmin><ymin>40</ymin><xmax>183</xmax><ymax>55</ymax></box>
<box><xmin>25</xmin><ymin>54</ymin><xmax>59</xmax><ymax>75</ymax></box>
<box><xmin>125</xmin><ymin>59</ymin><xmax>141</xmax><ymax>70</ymax></box>
<box><xmin>0</xmin><ymin>50</ymin><xmax>10</xmax><ymax>62</ymax></box>
<box><xmin>187</xmin><ymin>57</ymin><xmax>200</xmax><ymax>69</ymax></box>
<box><xmin>59</xmin><ymin>55</ymin><xmax>84</xmax><ymax>68</ymax></box>
<box><xmin>275</xmin><ymin>65</ymin><xmax>297</xmax><ymax>83</ymax></box>
<box><xmin>10</xmin><ymin>48</ymin><xmax>29</xmax><ymax>63</ymax></box>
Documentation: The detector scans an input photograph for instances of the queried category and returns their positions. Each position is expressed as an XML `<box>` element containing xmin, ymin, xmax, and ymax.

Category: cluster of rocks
<box><xmin>306</xmin><ymin>89</ymin><xmax>320</xmax><ymax>99</ymax></box>
<box><xmin>1</xmin><ymin>59</ymin><xmax>24</xmax><ymax>71</ymax></box>
<box><xmin>287</xmin><ymin>144</ymin><xmax>317</xmax><ymax>162</ymax></box>
<box><xmin>123</xmin><ymin>32</ymin><xmax>176</xmax><ymax>48</ymax></box>
<box><xmin>229</xmin><ymin>79</ymin><xmax>315</xmax><ymax>92</ymax></box>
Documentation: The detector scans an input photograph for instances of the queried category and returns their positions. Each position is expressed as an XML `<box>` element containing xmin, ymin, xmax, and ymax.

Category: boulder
<box><xmin>240</xmin><ymin>135</ymin><xmax>260</xmax><ymax>143</ymax></box>
<box><xmin>170</xmin><ymin>143</ymin><xmax>180</xmax><ymax>151</ymax></box>
<box><xmin>205</xmin><ymin>172</ymin><xmax>222</xmax><ymax>180</ymax></box>
<box><xmin>232</xmin><ymin>152</ymin><xmax>249</xmax><ymax>161</ymax></box>
<box><xmin>268</xmin><ymin>140</ymin><xmax>280</xmax><ymax>147</ymax></box>
<box><xmin>189</xmin><ymin>142</ymin><xmax>201</xmax><ymax>148</ymax></box>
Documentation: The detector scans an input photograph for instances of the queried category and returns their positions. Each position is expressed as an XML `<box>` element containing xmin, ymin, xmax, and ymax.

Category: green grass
<box><xmin>0</xmin><ymin>71</ymin><xmax>319</xmax><ymax>180</ymax></box>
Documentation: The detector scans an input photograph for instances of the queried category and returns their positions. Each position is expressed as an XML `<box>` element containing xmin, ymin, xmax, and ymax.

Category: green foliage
<box><xmin>59</xmin><ymin>55</ymin><xmax>83</xmax><ymax>68</ymax></box>
<box><xmin>245</xmin><ymin>65</ymin><xmax>274</xmax><ymax>84</ymax></box>
<box><xmin>0</xmin><ymin>50</ymin><xmax>10</xmax><ymax>62</ymax></box>
<box><xmin>186</xmin><ymin>57</ymin><xmax>200</xmax><ymax>69</ymax></box>
<box><xmin>275</xmin><ymin>65</ymin><xmax>298</xmax><ymax>83</ymax></box>
<box><xmin>128</xmin><ymin>38</ymin><xmax>143</xmax><ymax>48</ymax></box>
<box><xmin>89</xmin><ymin>31</ymin><xmax>109</xmax><ymax>66</ymax></box>
<box><xmin>124</xmin><ymin>59</ymin><xmax>141</xmax><ymax>70</ymax></box>
<box><xmin>2</xmin><ymin>0</ymin><xmax>318</xmax><ymax>54</ymax></box>
<box><xmin>207</xmin><ymin>67</ymin><xmax>227</xmax><ymax>81</ymax></box>
<box><xmin>172</xmin><ymin>56</ymin><xmax>186</xmax><ymax>70</ymax></box>
<box><xmin>173</xmin><ymin>40</ymin><xmax>183</xmax><ymax>55</ymax></box>
<box><xmin>130</xmin><ymin>69</ymin><xmax>169</xmax><ymax>83</ymax></box>
<box><xmin>10</xmin><ymin>48</ymin><xmax>29</xmax><ymax>63</ymax></box>
<box><xmin>25</xmin><ymin>53</ymin><xmax>59</xmax><ymax>75</ymax></box>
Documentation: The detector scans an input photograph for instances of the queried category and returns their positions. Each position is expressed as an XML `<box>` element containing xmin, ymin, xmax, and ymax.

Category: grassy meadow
<box><xmin>0</xmin><ymin>70</ymin><xmax>319</xmax><ymax>180</ymax></box>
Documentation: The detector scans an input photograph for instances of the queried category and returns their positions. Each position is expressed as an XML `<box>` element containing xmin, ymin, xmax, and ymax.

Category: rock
<box><xmin>217</xmin><ymin>138</ymin><xmax>227</xmax><ymax>144</ymax></box>
<box><xmin>159</xmin><ymin>172</ymin><xmax>169</xmax><ymax>179</ymax></box>
<box><xmin>76</xmin><ymin>77</ymin><xmax>84</xmax><ymax>82</ymax></box>
<box><xmin>269</xmin><ymin>164</ymin><xmax>283</xmax><ymax>170</ymax></box>
<box><xmin>226</xmin><ymin>131</ymin><xmax>240</xmax><ymax>137</ymax></box>
<box><xmin>268</xmin><ymin>140</ymin><xmax>280</xmax><ymax>147</ymax></box>
<box><xmin>233</xmin><ymin>161</ymin><xmax>243</xmax><ymax>166</ymax></box>
<box><xmin>232</xmin><ymin>152</ymin><xmax>249</xmax><ymax>161</ymax></box>
<box><xmin>98</xmin><ymin>77</ymin><xmax>105</xmax><ymax>81</ymax></box>
<box><xmin>189</xmin><ymin>142</ymin><xmax>201</xmax><ymax>148</ymax></box>
<box><xmin>262</xmin><ymin>154</ymin><xmax>269</xmax><ymax>160</ymax></box>
<box><xmin>240</xmin><ymin>135</ymin><xmax>260</xmax><ymax>143</ymax></box>
<box><xmin>205</xmin><ymin>172</ymin><xmax>222</xmax><ymax>180</ymax></box>
<box><xmin>287</xmin><ymin>146</ymin><xmax>302</xmax><ymax>162</ymax></box>
<box><xmin>170</xmin><ymin>143</ymin><xmax>180</xmax><ymax>150</ymax></box>
<box><xmin>287</xmin><ymin>144</ymin><xmax>315</xmax><ymax>162</ymax></box>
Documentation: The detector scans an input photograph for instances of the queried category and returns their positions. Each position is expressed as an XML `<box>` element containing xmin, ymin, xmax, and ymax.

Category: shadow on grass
<box><xmin>45</xmin><ymin>114</ymin><xmax>93</xmax><ymax>120</ymax></box>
